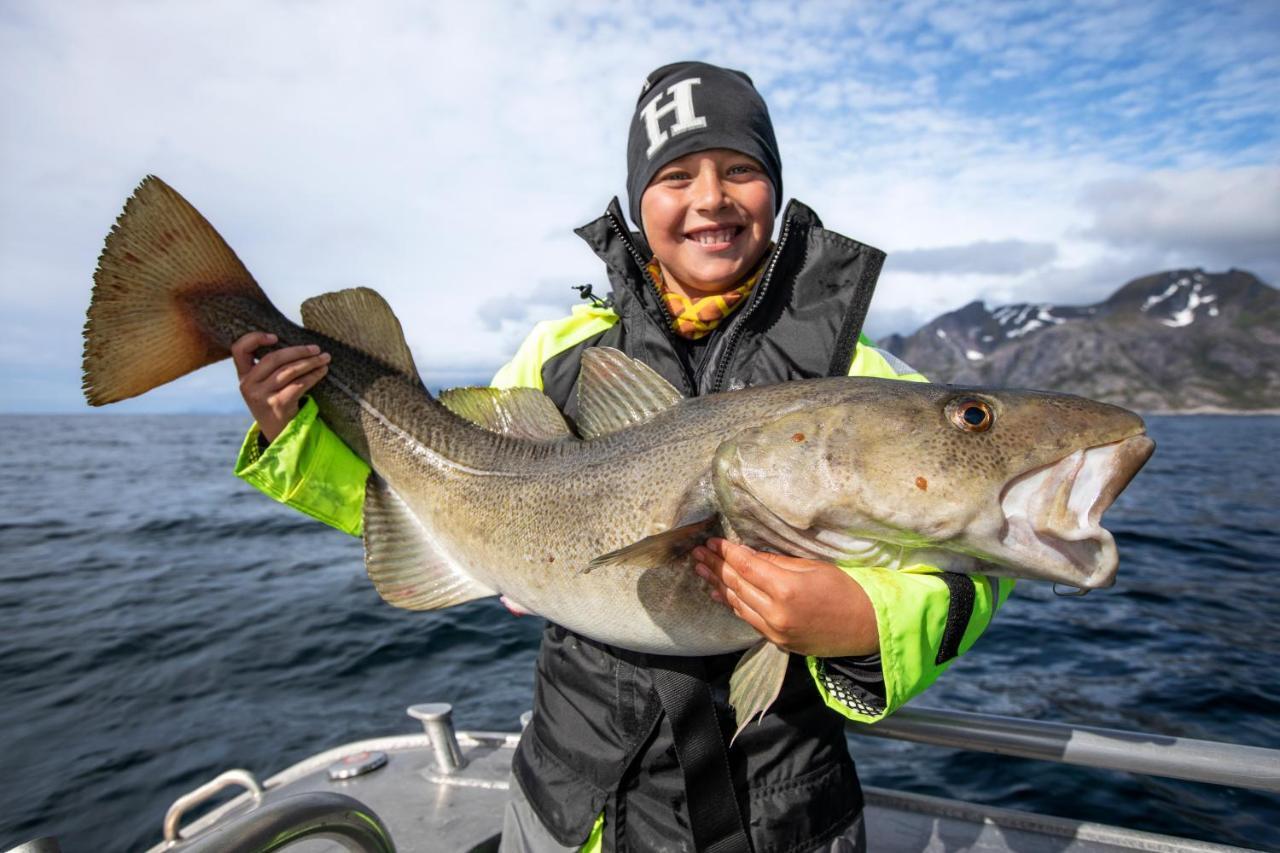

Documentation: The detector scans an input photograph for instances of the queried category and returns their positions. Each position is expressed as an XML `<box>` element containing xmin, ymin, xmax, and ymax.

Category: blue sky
<box><xmin>1</xmin><ymin>0</ymin><xmax>1277</xmax><ymax>413</ymax></box>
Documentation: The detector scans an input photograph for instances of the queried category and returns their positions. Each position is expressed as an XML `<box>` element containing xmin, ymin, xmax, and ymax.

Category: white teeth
<box><xmin>694</xmin><ymin>228</ymin><xmax>735</xmax><ymax>245</ymax></box>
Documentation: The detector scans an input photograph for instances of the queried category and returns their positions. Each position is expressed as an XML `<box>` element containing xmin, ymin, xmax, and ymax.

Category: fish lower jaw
<box><xmin>727</xmin><ymin>486</ymin><xmax>952</xmax><ymax>570</ymax></box>
<box><xmin>993</xmin><ymin>436</ymin><xmax>1151</xmax><ymax>588</ymax></box>
<box><xmin>990</xmin><ymin>523</ymin><xmax>1118</xmax><ymax>588</ymax></box>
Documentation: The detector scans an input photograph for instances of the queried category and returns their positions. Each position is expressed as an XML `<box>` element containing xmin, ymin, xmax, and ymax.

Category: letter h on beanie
<box><xmin>626</xmin><ymin>61</ymin><xmax>783</xmax><ymax>228</ymax></box>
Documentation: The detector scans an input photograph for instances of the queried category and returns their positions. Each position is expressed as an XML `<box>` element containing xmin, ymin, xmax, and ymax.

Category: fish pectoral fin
<box><xmin>729</xmin><ymin>640</ymin><xmax>791</xmax><ymax>745</ymax></box>
<box><xmin>583</xmin><ymin>517</ymin><xmax>717</xmax><ymax>573</ymax></box>
<box><xmin>576</xmin><ymin>347</ymin><xmax>685</xmax><ymax>440</ymax></box>
<box><xmin>439</xmin><ymin>387</ymin><xmax>572</xmax><ymax>440</ymax></box>
<box><xmin>301</xmin><ymin>288</ymin><xmax>423</xmax><ymax>386</ymax></box>
<box><xmin>363</xmin><ymin>474</ymin><xmax>495</xmax><ymax>610</ymax></box>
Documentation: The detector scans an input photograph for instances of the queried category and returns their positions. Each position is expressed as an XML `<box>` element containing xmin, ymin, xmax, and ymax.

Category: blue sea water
<box><xmin>0</xmin><ymin>413</ymin><xmax>1276</xmax><ymax>851</ymax></box>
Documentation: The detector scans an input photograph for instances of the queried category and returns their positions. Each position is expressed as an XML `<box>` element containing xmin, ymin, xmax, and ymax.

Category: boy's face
<box><xmin>640</xmin><ymin>149</ymin><xmax>775</xmax><ymax>296</ymax></box>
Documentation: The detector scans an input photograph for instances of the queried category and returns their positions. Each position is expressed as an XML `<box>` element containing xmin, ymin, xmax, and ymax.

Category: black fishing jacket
<box><xmin>512</xmin><ymin>198</ymin><xmax>887</xmax><ymax>853</ymax></box>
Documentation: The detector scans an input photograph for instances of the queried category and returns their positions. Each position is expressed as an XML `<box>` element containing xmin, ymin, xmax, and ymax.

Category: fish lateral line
<box><xmin>325</xmin><ymin>373</ymin><xmax>522</xmax><ymax>478</ymax></box>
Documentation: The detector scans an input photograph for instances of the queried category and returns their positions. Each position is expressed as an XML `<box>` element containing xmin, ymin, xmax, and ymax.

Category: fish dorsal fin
<box><xmin>438</xmin><ymin>387</ymin><xmax>573</xmax><ymax>441</ymax></box>
<box><xmin>576</xmin><ymin>346</ymin><xmax>684</xmax><ymax>440</ymax></box>
<box><xmin>301</xmin><ymin>287</ymin><xmax>421</xmax><ymax>384</ymax></box>
<box><xmin>362</xmin><ymin>474</ymin><xmax>495</xmax><ymax>610</ymax></box>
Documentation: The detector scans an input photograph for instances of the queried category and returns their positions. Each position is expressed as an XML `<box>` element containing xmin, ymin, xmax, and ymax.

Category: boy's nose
<box><xmin>691</xmin><ymin>168</ymin><xmax>729</xmax><ymax>211</ymax></box>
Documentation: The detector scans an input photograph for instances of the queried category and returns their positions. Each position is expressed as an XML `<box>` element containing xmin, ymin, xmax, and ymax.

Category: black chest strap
<box><xmin>648</xmin><ymin>657</ymin><xmax>754</xmax><ymax>853</ymax></box>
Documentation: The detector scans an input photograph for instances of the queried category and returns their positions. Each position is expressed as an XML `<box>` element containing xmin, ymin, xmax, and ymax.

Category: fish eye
<box><xmin>947</xmin><ymin>398</ymin><xmax>994</xmax><ymax>433</ymax></box>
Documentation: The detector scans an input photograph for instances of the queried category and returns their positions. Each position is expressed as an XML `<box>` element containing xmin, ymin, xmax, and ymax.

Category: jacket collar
<box><xmin>572</xmin><ymin>196</ymin><xmax>823</xmax><ymax>319</ymax></box>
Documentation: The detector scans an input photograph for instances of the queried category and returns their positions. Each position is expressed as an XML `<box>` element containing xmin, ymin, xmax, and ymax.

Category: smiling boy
<box><xmin>232</xmin><ymin>61</ymin><xmax>1010</xmax><ymax>852</ymax></box>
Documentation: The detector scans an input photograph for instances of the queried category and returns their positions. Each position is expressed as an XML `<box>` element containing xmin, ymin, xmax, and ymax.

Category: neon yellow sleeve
<box><xmin>233</xmin><ymin>396</ymin><xmax>370</xmax><ymax>537</ymax></box>
<box><xmin>804</xmin><ymin>337</ymin><xmax>1013</xmax><ymax>722</ymax></box>
<box><xmin>234</xmin><ymin>303</ymin><xmax>615</xmax><ymax>538</ymax></box>
<box><xmin>808</xmin><ymin>568</ymin><xmax>1015</xmax><ymax>722</ymax></box>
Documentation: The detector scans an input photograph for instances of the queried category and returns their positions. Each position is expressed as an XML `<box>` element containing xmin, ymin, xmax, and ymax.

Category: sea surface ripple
<box><xmin>0</xmin><ymin>414</ymin><xmax>1276</xmax><ymax>850</ymax></box>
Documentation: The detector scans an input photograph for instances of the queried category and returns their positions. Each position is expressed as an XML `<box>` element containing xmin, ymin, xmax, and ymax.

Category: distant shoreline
<box><xmin>1140</xmin><ymin>407</ymin><xmax>1280</xmax><ymax>416</ymax></box>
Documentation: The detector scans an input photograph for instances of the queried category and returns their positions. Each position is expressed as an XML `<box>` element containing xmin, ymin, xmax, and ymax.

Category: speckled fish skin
<box><xmin>82</xmin><ymin>176</ymin><xmax>1153</xmax><ymax>660</ymax></box>
<box><xmin>272</xmin><ymin>337</ymin><xmax>1151</xmax><ymax>655</ymax></box>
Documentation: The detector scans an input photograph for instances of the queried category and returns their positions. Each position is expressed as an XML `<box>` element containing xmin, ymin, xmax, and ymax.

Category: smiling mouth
<box><xmin>686</xmin><ymin>226</ymin><xmax>743</xmax><ymax>247</ymax></box>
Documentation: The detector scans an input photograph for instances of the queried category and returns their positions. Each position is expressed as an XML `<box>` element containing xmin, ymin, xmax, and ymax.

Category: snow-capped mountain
<box><xmin>879</xmin><ymin>269</ymin><xmax>1280</xmax><ymax>411</ymax></box>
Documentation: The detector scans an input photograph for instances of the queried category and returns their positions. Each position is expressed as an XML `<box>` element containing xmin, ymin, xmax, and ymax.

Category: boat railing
<box><xmin>849</xmin><ymin>705</ymin><xmax>1279</xmax><ymax>793</ymax></box>
<box><xmin>60</xmin><ymin>701</ymin><xmax>1275</xmax><ymax>853</ymax></box>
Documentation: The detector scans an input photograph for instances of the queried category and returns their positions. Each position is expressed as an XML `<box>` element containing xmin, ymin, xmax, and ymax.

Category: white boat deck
<box><xmin>147</xmin><ymin>712</ymin><xmax>1264</xmax><ymax>853</ymax></box>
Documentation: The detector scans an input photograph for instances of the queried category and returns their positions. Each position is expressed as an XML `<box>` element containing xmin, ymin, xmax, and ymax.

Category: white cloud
<box><xmin>1078</xmin><ymin>167</ymin><xmax>1280</xmax><ymax>276</ymax></box>
<box><xmin>1</xmin><ymin>0</ymin><xmax>1276</xmax><ymax>410</ymax></box>
<box><xmin>891</xmin><ymin>240</ymin><xmax>1058</xmax><ymax>275</ymax></box>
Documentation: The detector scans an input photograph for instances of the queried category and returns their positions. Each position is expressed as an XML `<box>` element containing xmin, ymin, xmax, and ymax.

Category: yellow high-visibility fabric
<box><xmin>235</xmin><ymin>314</ymin><xmax>1007</xmax><ymax>748</ymax></box>
<box><xmin>490</xmin><ymin>303</ymin><xmax>619</xmax><ymax>390</ymax></box>
<box><xmin>235</xmin><ymin>303</ymin><xmax>619</xmax><ymax>533</ymax></box>
<box><xmin>234</xmin><ymin>396</ymin><xmax>369</xmax><ymax>536</ymax></box>
<box><xmin>798</xmin><ymin>338</ymin><xmax>1010</xmax><ymax>724</ymax></box>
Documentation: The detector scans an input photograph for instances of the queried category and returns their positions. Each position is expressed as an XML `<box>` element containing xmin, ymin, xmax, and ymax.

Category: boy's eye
<box><xmin>727</xmin><ymin>164</ymin><xmax>759</xmax><ymax>176</ymax></box>
<box><xmin>658</xmin><ymin>171</ymin><xmax>692</xmax><ymax>182</ymax></box>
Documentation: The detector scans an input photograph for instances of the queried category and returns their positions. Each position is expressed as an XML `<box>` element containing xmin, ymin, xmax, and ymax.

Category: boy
<box><xmin>232</xmin><ymin>61</ymin><xmax>1009</xmax><ymax>852</ymax></box>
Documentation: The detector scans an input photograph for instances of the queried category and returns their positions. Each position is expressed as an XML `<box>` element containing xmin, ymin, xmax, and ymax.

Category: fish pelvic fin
<box><xmin>83</xmin><ymin>176</ymin><xmax>272</xmax><ymax>405</ymax></box>
<box><xmin>729</xmin><ymin>640</ymin><xmax>790</xmax><ymax>745</ymax></box>
<box><xmin>576</xmin><ymin>346</ymin><xmax>684</xmax><ymax>440</ymax></box>
<box><xmin>363</xmin><ymin>474</ymin><xmax>496</xmax><ymax>610</ymax></box>
<box><xmin>582</xmin><ymin>517</ymin><xmax>718</xmax><ymax>574</ymax></box>
<box><xmin>301</xmin><ymin>287</ymin><xmax>423</xmax><ymax>387</ymax></box>
<box><xmin>439</xmin><ymin>387</ymin><xmax>573</xmax><ymax>441</ymax></box>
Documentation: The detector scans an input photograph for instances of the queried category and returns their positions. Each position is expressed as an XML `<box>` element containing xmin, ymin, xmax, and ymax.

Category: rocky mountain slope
<box><xmin>879</xmin><ymin>269</ymin><xmax>1280</xmax><ymax>411</ymax></box>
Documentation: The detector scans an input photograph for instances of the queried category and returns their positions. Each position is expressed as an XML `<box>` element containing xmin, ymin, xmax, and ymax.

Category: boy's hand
<box><xmin>231</xmin><ymin>332</ymin><xmax>331</xmax><ymax>442</ymax></box>
<box><xmin>692</xmin><ymin>538</ymin><xmax>879</xmax><ymax>658</ymax></box>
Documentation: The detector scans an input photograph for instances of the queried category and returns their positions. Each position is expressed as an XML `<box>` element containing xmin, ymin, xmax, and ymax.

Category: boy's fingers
<box><xmin>296</xmin><ymin>364</ymin><xmax>329</xmax><ymax>393</ymax></box>
<box><xmin>245</xmin><ymin>345</ymin><xmax>322</xmax><ymax>386</ymax></box>
<box><xmin>714</xmin><ymin>540</ymin><xmax>788</xmax><ymax>598</ymax></box>
<box><xmin>757</xmin><ymin>552</ymin><xmax>822</xmax><ymax>572</ymax></box>
<box><xmin>271</xmin><ymin>365</ymin><xmax>328</xmax><ymax>406</ymax></box>
<box><xmin>722</xmin><ymin>587</ymin><xmax>771</xmax><ymax>638</ymax></box>
<box><xmin>693</xmin><ymin>546</ymin><xmax>732</xmax><ymax>590</ymax></box>
<box><xmin>231</xmin><ymin>332</ymin><xmax>276</xmax><ymax>377</ymax></box>
<box><xmin>697</xmin><ymin>547</ymin><xmax>777</xmax><ymax>614</ymax></box>
<box><xmin>265</xmin><ymin>353</ymin><xmax>331</xmax><ymax>390</ymax></box>
<box><xmin>720</xmin><ymin>566</ymin><xmax>777</xmax><ymax>620</ymax></box>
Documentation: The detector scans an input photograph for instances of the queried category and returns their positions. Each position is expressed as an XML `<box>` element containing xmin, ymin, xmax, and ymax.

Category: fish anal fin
<box><xmin>584</xmin><ymin>517</ymin><xmax>717</xmax><ymax>573</ymax></box>
<box><xmin>439</xmin><ymin>387</ymin><xmax>572</xmax><ymax>440</ymax></box>
<box><xmin>363</xmin><ymin>474</ymin><xmax>494</xmax><ymax>610</ymax></box>
<box><xmin>729</xmin><ymin>640</ymin><xmax>791</xmax><ymax>744</ymax></box>
<box><xmin>576</xmin><ymin>346</ymin><xmax>684</xmax><ymax>440</ymax></box>
<box><xmin>301</xmin><ymin>287</ymin><xmax>422</xmax><ymax>385</ymax></box>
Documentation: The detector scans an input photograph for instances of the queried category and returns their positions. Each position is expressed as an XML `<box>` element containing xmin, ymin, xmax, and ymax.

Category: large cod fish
<box><xmin>83</xmin><ymin>177</ymin><xmax>1154</xmax><ymax>735</ymax></box>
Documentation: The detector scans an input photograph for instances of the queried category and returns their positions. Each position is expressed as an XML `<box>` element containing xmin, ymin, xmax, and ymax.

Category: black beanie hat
<box><xmin>626</xmin><ymin>61</ymin><xmax>783</xmax><ymax>228</ymax></box>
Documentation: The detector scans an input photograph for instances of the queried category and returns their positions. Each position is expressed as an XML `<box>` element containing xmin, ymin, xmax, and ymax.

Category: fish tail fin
<box><xmin>82</xmin><ymin>175</ymin><xmax>273</xmax><ymax>405</ymax></box>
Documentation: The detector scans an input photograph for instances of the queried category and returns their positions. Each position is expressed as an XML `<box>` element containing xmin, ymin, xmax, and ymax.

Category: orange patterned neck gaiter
<box><xmin>646</xmin><ymin>250</ymin><xmax>771</xmax><ymax>340</ymax></box>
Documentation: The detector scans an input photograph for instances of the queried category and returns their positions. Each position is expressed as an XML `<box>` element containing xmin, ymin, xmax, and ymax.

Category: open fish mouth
<box><xmin>998</xmin><ymin>434</ymin><xmax>1155</xmax><ymax>589</ymax></box>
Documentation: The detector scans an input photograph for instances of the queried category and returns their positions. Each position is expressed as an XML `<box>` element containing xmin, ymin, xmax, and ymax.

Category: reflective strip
<box><xmin>871</xmin><ymin>346</ymin><xmax>916</xmax><ymax>377</ymax></box>
<box><xmin>846</xmin><ymin>341</ymin><xmax>927</xmax><ymax>382</ymax></box>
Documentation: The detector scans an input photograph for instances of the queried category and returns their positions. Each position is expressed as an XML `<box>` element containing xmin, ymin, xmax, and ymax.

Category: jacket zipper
<box><xmin>604</xmin><ymin>211</ymin><xmax>697</xmax><ymax>396</ymax></box>
<box><xmin>709</xmin><ymin>214</ymin><xmax>796</xmax><ymax>393</ymax></box>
